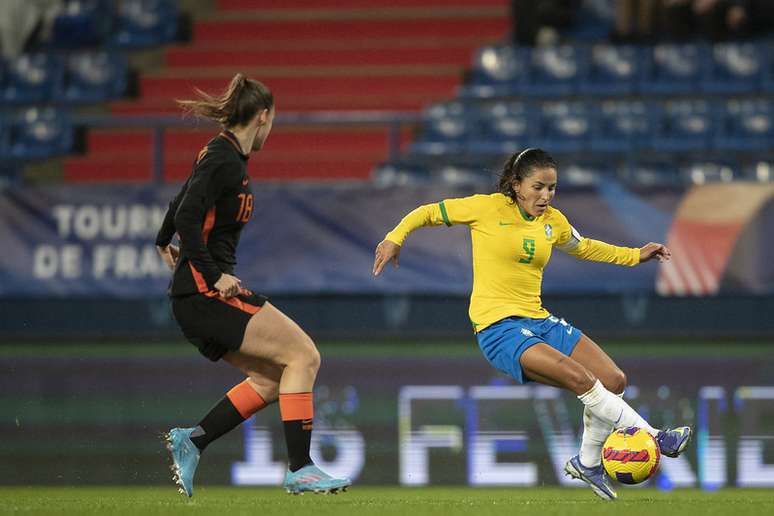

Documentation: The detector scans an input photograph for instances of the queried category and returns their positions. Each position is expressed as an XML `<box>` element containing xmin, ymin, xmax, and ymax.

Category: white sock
<box><xmin>578</xmin><ymin>391</ymin><xmax>623</xmax><ymax>468</ymax></box>
<box><xmin>578</xmin><ymin>380</ymin><xmax>659</xmax><ymax>437</ymax></box>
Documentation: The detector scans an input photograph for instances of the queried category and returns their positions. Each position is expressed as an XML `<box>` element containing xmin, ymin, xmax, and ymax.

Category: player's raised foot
<box><xmin>656</xmin><ymin>426</ymin><xmax>692</xmax><ymax>458</ymax></box>
<box><xmin>164</xmin><ymin>427</ymin><xmax>200</xmax><ymax>497</ymax></box>
<box><xmin>283</xmin><ymin>464</ymin><xmax>351</xmax><ymax>495</ymax></box>
<box><xmin>564</xmin><ymin>455</ymin><xmax>617</xmax><ymax>501</ymax></box>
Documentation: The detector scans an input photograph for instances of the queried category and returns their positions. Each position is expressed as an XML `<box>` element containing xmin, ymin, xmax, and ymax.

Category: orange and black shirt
<box><xmin>155</xmin><ymin>130</ymin><xmax>254</xmax><ymax>297</ymax></box>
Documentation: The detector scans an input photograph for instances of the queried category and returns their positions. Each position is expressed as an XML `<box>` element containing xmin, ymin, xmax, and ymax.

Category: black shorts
<box><xmin>171</xmin><ymin>290</ymin><xmax>268</xmax><ymax>361</ymax></box>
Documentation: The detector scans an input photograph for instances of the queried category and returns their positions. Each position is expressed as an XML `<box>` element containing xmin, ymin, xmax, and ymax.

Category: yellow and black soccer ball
<box><xmin>602</xmin><ymin>427</ymin><xmax>661</xmax><ymax>484</ymax></box>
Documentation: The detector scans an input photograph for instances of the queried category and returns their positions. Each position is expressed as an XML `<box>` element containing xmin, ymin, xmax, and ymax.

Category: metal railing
<box><xmin>71</xmin><ymin>111</ymin><xmax>423</xmax><ymax>183</ymax></box>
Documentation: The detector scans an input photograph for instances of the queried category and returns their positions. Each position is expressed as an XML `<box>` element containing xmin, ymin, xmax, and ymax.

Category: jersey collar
<box><xmin>219</xmin><ymin>130</ymin><xmax>249</xmax><ymax>160</ymax></box>
<box><xmin>517</xmin><ymin>203</ymin><xmax>536</xmax><ymax>222</ymax></box>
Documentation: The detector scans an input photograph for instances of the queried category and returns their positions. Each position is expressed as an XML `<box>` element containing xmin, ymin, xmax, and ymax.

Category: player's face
<box><xmin>513</xmin><ymin>166</ymin><xmax>557</xmax><ymax>217</ymax></box>
<box><xmin>251</xmin><ymin>106</ymin><xmax>275</xmax><ymax>151</ymax></box>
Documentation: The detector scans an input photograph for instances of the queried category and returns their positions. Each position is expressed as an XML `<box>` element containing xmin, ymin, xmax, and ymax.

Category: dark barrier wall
<box><xmin>2</xmin><ymin>294</ymin><xmax>774</xmax><ymax>339</ymax></box>
<box><xmin>2</xmin><ymin>343</ymin><xmax>773</xmax><ymax>487</ymax></box>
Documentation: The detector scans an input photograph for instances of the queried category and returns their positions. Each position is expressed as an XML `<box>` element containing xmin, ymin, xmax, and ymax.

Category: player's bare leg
<box><xmin>520</xmin><ymin>343</ymin><xmax>691</xmax><ymax>499</ymax></box>
<box><xmin>569</xmin><ymin>336</ymin><xmax>626</xmax><ymax>472</ymax></box>
<box><xmin>238</xmin><ymin>302</ymin><xmax>351</xmax><ymax>494</ymax></box>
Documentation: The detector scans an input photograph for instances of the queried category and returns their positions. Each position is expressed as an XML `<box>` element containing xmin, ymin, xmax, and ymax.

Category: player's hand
<box><xmin>639</xmin><ymin>242</ymin><xmax>671</xmax><ymax>264</ymax></box>
<box><xmin>156</xmin><ymin>244</ymin><xmax>179</xmax><ymax>271</ymax></box>
<box><xmin>215</xmin><ymin>273</ymin><xmax>241</xmax><ymax>298</ymax></box>
<box><xmin>373</xmin><ymin>240</ymin><xmax>401</xmax><ymax>276</ymax></box>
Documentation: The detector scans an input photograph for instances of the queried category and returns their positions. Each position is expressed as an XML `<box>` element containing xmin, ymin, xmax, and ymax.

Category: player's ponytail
<box><xmin>176</xmin><ymin>73</ymin><xmax>274</xmax><ymax>128</ymax></box>
<box><xmin>497</xmin><ymin>148</ymin><xmax>556</xmax><ymax>202</ymax></box>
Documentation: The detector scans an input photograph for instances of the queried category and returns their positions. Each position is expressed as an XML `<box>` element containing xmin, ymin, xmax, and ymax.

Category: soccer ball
<box><xmin>601</xmin><ymin>427</ymin><xmax>661</xmax><ymax>484</ymax></box>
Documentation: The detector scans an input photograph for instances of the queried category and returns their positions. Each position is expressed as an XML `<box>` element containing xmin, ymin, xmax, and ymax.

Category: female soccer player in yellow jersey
<box><xmin>373</xmin><ymin>148</ymin><xmax>691</xmax><ymax>501</ymax></box>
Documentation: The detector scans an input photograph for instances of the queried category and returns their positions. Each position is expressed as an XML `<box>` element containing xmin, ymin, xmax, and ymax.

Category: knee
<box><xmin>567</xmin><ymin>364</ymin><xmax>597</xmax><ymax>395</ymax></box>
<box><xmin>608</xmin><ymin>369</ymin><xmax>627</xmax><ymax>395</ymax></box>
<box><xmin>288</xmin><ymin>336</ymin><xmax>321</xmax><ymax>374</ymax></box>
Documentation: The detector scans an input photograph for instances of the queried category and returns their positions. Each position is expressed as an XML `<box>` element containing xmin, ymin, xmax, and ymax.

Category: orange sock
<box><xmin>227</xmin><ymin>380</ymin><xmax>267</xmax><ymax>418</ymax></box>
<box><xmin>190</xmin><ymin>380</ymin><xmax>267</xmax><ymax>451</ymax></box>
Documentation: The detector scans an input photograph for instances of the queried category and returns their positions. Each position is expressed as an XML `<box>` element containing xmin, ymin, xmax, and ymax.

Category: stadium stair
<box><xmin>66</xmin><ymin>0</ymin><xmax>510</xmax><ymax>182</ymax></box>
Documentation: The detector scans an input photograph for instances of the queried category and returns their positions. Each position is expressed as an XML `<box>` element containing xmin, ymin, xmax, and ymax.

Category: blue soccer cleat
<box><xmin>164</xmin><ymin>427</ymin><xmax>200</xmax><ymax>497</ymax></box>
<box><xmin>283</xmin><ymin>464</ymin><xmax>351</xmax><ymax>495</ymax></box>
<box><xmin>656</xmin><ymin>426</ymin><xmax>692</xmax><ymax>458</ymax></box>
<box><xmin>564</xmin><ymin>455</ymin><xmax>617</xmax><ymax>501</ymax></box>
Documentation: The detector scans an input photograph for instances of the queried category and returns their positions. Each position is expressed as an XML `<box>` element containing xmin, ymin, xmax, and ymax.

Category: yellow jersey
<box><xmin>384</xmin><ymin>193</ymin><xmax>640</xmax><ymax>332</ymax></box>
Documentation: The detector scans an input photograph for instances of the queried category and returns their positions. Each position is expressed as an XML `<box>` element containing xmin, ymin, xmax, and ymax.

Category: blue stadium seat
<box><xmin>566</xmin><ymin>3</ymin><xmax>614</xmax><ymax>42</ymax></box>
<box><xmin>409</xmin><ymin>101</ymin><xmax>475</xmax><ymax>155</ymax></box>
<box><xmin>537</xmin><ymin>101</ymin><xmax>592</xmax><ymax>152</ymax></box>
<box><xmin>715</xmin><ymin>98</ymin><xmax>773</xmax><ymax>151</ymax></box>
<box><xmin>741</xmin><ymin>159</ymin><xmax>773</xmax><ymax>182</ymax></box>
<box><xmin>461</xmin><ymin>45</ymin><xmax>529</xmax><ymax>98</ymax></box>
<box><xmin>524</xmin><ymin>45</ymin><xmax>586</xmax><ymax>97</ymax></box>
<box><xmin>581</xmin><ymin>44</ymin><xmax>642</xmax><ymax>96</ymax></box>
<box><xmin>702</xmin><ymin>42</ymin><xmax>764</xmax><ymax>94</ymax></box>
<box><xmin>561</xmin><ymin>160</ymin><xmax>618</xmax><ymax>187</ymax></box>
<box><xmin>764</xmin><ymin>40</ymin><xmax>774</xmax><ymax>93</ymax></box>
<box><xmin>680</xmin><ymin>160</ymin><xmax>737</xmax><ymax>185</ymax></box>
<box><xmin>112</xmin><ymin>0</ymin><xmax>179</xmax><ymax>49</ymax></box>
<box><xmin>372</xmin><ymin>161</ymin><xmax>431</xmax><ymax>187</ymax></box>
<box><xmin>60</xmin><ymin>52</ymin><xmax>129</xmax><ymax>103</ymax></box>
<box><xmin>591</xmin><ymin>100</ymin><xmax>655</xmax><ymax>152</ymax></box>
<box><xmin>651</xmin><ymin>100</ymin><xmax>714</xmax><ymax>152</ymax></box>
<box><xmin>50</xmin><ymin>1</ymin><xmax>112</xmax><ymax>48</ymax></box>
<box><xmin>472</xmin><ymin>100</ymin><xmax>534</xmax><ymax>155</ymax></box>
<box><xmin>1</xmin><ymin>54</ymin><xmax>64</xmax><ymax>104</ymax></box>
<box><xmin>434</xmin><ymin>164</ymin><xmax>491</xmax><ymax>187</ymax></box>
<box><xmin>640</xmin><ymin>44</ymin><xmax>705</xmax><ymax>94</ymax></box>
<box><xmin>0</xmin><ymin>118</ymin><xmax>9</xmax><ymax>159</ymax></box>
<box><xmin>620</xmin><ymin>158</ymin><xmax>683</xmax><ymax>188</ymax></box>
<box><xmin>9</xmin><ymin>108</ymin><xmax>74</xmax><ymax>160</ymax></box>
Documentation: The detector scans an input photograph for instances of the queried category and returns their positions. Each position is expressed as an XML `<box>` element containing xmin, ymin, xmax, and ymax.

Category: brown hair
<box><xmin>497</xmin><ymin>148</ymin><xmax>556</xmax><ymax>202</ymax></box>
<box><xmin>176</xmin><ymin>73</ymin><xmax>274</xmax><ymax>128</ymax></box>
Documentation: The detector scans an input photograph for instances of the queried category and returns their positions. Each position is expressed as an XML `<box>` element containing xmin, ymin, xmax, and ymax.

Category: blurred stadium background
<box><xmin>1</xmin><ymin>0</ymin><xmax>773</xmax><ymax>500</ymax></box>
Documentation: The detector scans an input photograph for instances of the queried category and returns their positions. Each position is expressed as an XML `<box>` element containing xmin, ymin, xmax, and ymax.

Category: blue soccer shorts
<box><xmin>476</xmin><ymin>315</ymin><xmax>583</xmax><ymax>384</ymax></box>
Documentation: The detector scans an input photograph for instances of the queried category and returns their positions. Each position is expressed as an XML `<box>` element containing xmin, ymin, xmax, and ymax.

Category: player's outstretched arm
<box><xmin>373</xmin><ymin>240</ymin><xmax>401</xmax><ymax>276</ymax></box>
<box><xmin>638</xmin><ymin>242</ymin><xmax>671</xmax><ymax>264</ymax></box>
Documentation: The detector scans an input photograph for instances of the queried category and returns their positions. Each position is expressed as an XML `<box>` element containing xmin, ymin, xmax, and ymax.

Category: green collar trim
<box><xmin>517</xmin><ymin>204</ymin><xmax>535</xmax><ymax>221</ymax></box>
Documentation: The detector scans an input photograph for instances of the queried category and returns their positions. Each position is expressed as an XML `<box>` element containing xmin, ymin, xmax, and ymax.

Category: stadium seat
<box><xmin>764</xmin><ymin>40</ymin><xmax>774</xmax><ymax>93</ymax></box>
<box><xmin>680</xmin><ymin>160</ymin><xmax>737</xmax><ymax>185</ymax></box>
<box><xmin>434</xmin><ymin>164</ymin><xmax>491</xmax><ymax>187</ymax></box>
<box><xmin>651</xmin><ymin>99</ymin><xmax>714</xmax><ymax>152</ymax></box>
<box><xmin>472</xmin><ymin>100</ymin><xmax>534</xmax><ymax>155</ymax></box>
<box><xmin>525</xmin><ymin>45</ymin><xmax>586</xmax><ymax>97</ymax></box>
<box><xmin>0</xmin><ymin>118</ymin><xmax>9</xmax><ymax>159</ymax></box>
<box><xmin>409</xmin><ymin>101</ymin><xmax>475</xmax><ymax>155</ymax></box>
<box><xmin>702</xmin><ymin>42</ymin><xmax>764</xmax><ymax>94</ymax></box>
<box><xmin>1</xmin><ymin>54</ymin><xmax>64</xmax><ymax>104</ymax></box>
<box><xmin>620</xmin><ymin>158</ymin><xmax>683</xmax><ymax>188</ymax></box>
<box><xmin>112</xmin><ymin>0</ymin><xmax>179</xmax><ymax>49</ymax></box>
<box><xmin>591</xmin><ymin>99</ymin><xmax>655</xmax><ymax>153</ymax></box>
<box><xmin>741</xmin><ymin>159</ymin><xmax>773</xmax><ymax>182</ymax></box>
<box><xmin>566</xmin><ymin>2</ymin><xmax>615</xmax><ymax>42</ymax></box>
<box><xmin>561</xmin><ymin>160</ymin><xmax>618</xmax><ymax>187</ymax></box>
<box><xmin>9</xmin><ymin>107</ymin><xmax>74</xmax><ymax>160</ymax></box>
<box><xmin>581</xmin><ymin>44</ymin><xmax>642</xmax><ymax>96</ymax></box>
<box><xmin>715</xmin><ymin>98</ymin><xmax>773</xmax><ymax>151</ymax></box>
<box><xmin>640</xmin><ymin>43</ymin><xmax>705</xmax><ymax>94</ymax></box>
<box><xmin>371</xmin><ymin>161</ymin><xmax>432</xmax><ymax>187</ymax></box>
<box><xmin>537</xmin><ymin>101</ymin><xmax>592</xmax><ymax>152</ymax></box>
<box><xmin>60</xmin><ymin>52</ymin><xmax>129</xmax><ymax>103</ymax></box>
<box><xmin>50</xmin><ymin>0</ymin><xmax>112</xmax><ymax>48</ymax></box>
<box><xmin>461</xmin><ymin>45</ymin><xmax>529</xmax><ymax>98</ymax></box>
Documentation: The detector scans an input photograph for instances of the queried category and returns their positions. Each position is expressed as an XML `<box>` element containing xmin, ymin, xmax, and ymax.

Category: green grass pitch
<box><xmin>1</xmin><ymin>487</ymin><xmax>773</xmax><ymax>516</ymax></box>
